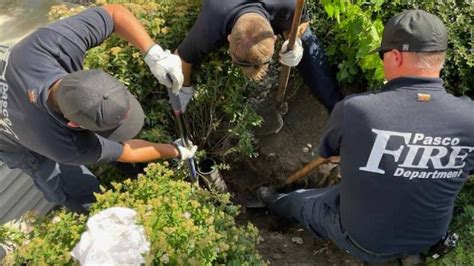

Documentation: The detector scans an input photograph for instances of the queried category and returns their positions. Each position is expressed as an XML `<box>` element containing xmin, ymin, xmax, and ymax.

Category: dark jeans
<box><xmin>297</xmin><ymin>28</ymin><xmax>343</xmax><ymax>112</ymax></box>
<box><xmin>0</xmin><ymin>150</ymin><xmax>100</xmax><ymax>214</ymax></box>
<box><xmin>267</xmin><ymin>185</ymin><xmax>402</xmax><ymax>262</ymax></box>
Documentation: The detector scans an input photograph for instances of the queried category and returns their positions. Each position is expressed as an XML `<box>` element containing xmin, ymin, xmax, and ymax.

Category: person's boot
<box><xmin>256</xmin><ymin>186</ymin><xmax>278</xmax><ymax>206</ymax></box>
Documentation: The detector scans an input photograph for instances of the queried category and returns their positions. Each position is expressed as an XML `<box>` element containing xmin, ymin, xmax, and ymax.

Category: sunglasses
<box><xmin>230</xmin><ymin>52</ymin><xmax>271</xmax><ymax>67</ymax></box>
<box><xmin>378</xmin><ymin>49</ymin><xmax>389</xmax><ymax>60</ymax></box>
<box><xmin>232</xmin><ymin>58</ymin><xmax>271</xmax><ymax>67</ymax></box>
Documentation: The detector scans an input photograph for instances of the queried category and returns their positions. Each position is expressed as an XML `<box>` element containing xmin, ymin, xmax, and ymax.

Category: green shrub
<box><xmin>5</xmin><ymin>163</ymin><xmax>264</xmax><ymax>265</ymax></box>
<box><xmin>2</xmin><ymin>212</ymin><xmax>87</xmax><ymax>265</ymax></box>
<box><xmin>319</xmin><ymin>0</ymin><xmax>385</xmax><ymax>89</ymax></box>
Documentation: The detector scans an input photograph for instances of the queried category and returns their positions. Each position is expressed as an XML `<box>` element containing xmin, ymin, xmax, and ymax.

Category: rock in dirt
<box><xmin>313</xmin><ymin>246</ymin><xmax>328</xmax><ymax>255</ymax></box>
<box><xmin>272</xmin><ymin>253</ymin><xmax>282</xmax><ymax>260</ymax></box>
<box><xmin>303</xmin><ymin>147</ymin><xmax>310</xmax><ymax>153</ymax></box>
<box><xmin>291</xmin><ymin>236</ymin><xmax>304</xmax><ymax>245</ymax></box>
<box><xmin>258</xmin><ymin>236</ymin><xmax>265</xmax><ymax>243</ymax></box>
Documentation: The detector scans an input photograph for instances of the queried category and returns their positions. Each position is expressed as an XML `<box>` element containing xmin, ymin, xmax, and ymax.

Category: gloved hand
<box><xmin>279</xmin><ymin>37</ymin><xmax>304</xmax><ymax>67</ymax></box>
<box><xmin>173</xmin><ymin>138</ymin><xmax>197</xmax><ymax>160</ymax></box>
<box><xmin>169</xmin><ymin>85</ymin><xmax>194</xmax><ymax>113</ymax></box>
<box><xmin>144</xmin><ymin>44</ymin><xmax>184</xmax><ymax>94</ymax></box>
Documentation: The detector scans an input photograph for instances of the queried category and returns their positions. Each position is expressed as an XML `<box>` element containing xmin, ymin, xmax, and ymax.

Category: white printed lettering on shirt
<box><xmin>359</xmin><ymin>129</ymin><xmax>473</xmax><ymax>180</ymax></box>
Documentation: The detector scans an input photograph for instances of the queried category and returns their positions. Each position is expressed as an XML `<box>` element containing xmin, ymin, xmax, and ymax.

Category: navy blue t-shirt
<box><xmin>177</xmin><ymin>0</ymin><xmax>309</xmax><ymax>64</ymax></box>
<box><xmin>319</xmin><ymin>77</ymin><xmax>474</xmax><ymax>254</ymax></box>
<box><xmin>0</xmin><ymin>8</ymin><xmax>123</xmax><ymax>165</ymax></box>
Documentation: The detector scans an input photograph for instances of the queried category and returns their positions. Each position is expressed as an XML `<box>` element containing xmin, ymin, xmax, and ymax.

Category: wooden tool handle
<box><xmin>285</xmin><ymin>157</ymin><xmax>329</xmax><ymax>185</ymax></box>
<box><xmin>276</xmin><ymin>0</ymin><xmax>305</xmax><ymax>104</ymax></box>
<box><xmin>286</xmin><ymin>0</ymin><xmax>305</xmax><ymax>51</ymax></box>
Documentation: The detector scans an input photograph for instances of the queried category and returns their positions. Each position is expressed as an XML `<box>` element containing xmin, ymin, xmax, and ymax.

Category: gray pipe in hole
<box><xmin>197</xmin><ymin>158</ymin><xmax>228</xmax><ymax>193</ymax></box>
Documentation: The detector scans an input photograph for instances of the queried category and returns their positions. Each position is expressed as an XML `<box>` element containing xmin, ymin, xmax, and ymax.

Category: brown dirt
<box><xmin>225</xmin><ymin>85</ymin><xmax>398</xmax><ymax>265</ymax></box>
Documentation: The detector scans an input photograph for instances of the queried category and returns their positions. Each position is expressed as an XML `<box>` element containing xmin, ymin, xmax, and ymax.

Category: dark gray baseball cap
<box><xmin>56</xmin><ymin>69</ymin><xmax>144</xmax><ymax>142</ymax></box>
<box><xmin>374</xmin><ymin>9</ymin><xmax>448</xmax><ymax>53</ymax></box>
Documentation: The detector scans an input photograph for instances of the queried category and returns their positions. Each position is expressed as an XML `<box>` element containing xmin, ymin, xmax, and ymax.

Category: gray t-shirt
<box><xmin>319</xmin><ymin>77</ymin><xmax>474</xmax><ymax>254</ymax></box>
<box><xmin>177</xmin><ymin>0</ymin><xmax>309</xmax><ymax>64</ymax></box>
<box><xmin>0</xmin><ymin>7</ymin><xmax>123</xmax><ymax>165</ymax></box>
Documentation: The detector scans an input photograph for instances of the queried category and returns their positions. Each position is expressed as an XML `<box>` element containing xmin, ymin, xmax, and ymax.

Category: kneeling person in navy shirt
<box><xmin>0</xmin><ymin>5</ymin><xmax>195</xmax><ymax>214</ymax></box>
<box><xmin>257</xmin><ymin>10</ymin><xmax>474</xmax><ymax>262</ymax></box>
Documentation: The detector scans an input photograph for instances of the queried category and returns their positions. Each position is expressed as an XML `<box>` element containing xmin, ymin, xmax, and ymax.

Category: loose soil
<box><xmin>224</xmin><ymin>85</ymin><xmax>398</xmax><ymax>265</ymax></box>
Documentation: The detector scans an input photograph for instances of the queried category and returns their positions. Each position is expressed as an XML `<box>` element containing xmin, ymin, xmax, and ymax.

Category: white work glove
<box><xmin>144</xmin><ymin>44</ymin><xmax>184</xmax><ymax>94</ymax></box>
<box><xmin>279</xmin><ymin>37</ymin><xmax>304</xmax><ymax>67</ymax></box>
<box><xmin>173</xmin><ymin>138</ymin><xmax>198</xmax><ymax>160</ymax></box>
<box><xmin>169</xmin><ymin>86</ymin><xmax>194</xmax><ymax>113</ymax></box>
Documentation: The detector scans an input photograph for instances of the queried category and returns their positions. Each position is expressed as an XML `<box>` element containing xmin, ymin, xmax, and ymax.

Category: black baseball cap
<box><xmin>56</xmin><ymin>69</ymin><xmax>144</xmax><ymax>142</ymax></box>
<box><xmin>374</xmin><ymin>9</ymin><xmax>448</xmax><ymax>54</ymax></box>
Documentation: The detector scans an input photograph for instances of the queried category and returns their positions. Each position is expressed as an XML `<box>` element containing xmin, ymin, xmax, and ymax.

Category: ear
<box><xmin>227</xmin><ymin>34</ymin><xmax>231</xmax><ymax>43</ymax></box>
<box><xmin>392</xmin><ymin>49</ymin><xmax>403</xmax><ymax>67</ymax></box>
<box><xmin>67</xmin><ymin>121</ymin><xmax>81</xmax><ymax>128</ymax></box>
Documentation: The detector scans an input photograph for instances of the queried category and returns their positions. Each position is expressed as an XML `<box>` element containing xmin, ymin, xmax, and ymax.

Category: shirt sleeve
<box><xmin>41</xmin><ymin>131</ymin><xmax>123</xmax><ymax>166</ymax></box>
<box><xmin>73</xmin><ymin>132</ymin><xmax>123</xmax><ymax>164</ymax></box>
<box><xmin>95</xmin><ymin>135</ymin><xmax>124</xmax><ymax>164</ymax></box>
<box><xmin>318</xmin><ymin>100</ymin><xmax>344</xmax><ymax>158</ymax></box>
<box><xmin>42</xmin><ymin>7</ymin><xmax>114</xmax><ymax>60</ymax></box>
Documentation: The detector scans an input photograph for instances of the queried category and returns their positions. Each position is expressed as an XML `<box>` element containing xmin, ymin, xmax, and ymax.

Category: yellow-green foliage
<box><xmin>3</xmin><ymin>212</ymin><xmax>87</xmax><ymax>265</ymax></box>
<box><xmin>5</xmin><ymin>163</ymin><xmax>264</xmax><ymax>265</ymax></box>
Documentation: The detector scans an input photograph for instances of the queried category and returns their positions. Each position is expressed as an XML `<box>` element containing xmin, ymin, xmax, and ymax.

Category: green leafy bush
<box><xmin>4</xmin><ymin>163</ymin><xmax>264</xmax><ymax>265</ymax></box>
<box><xmin>2</xmin><ymin>212</ymin><xmax>87</xmax><ymax>265</ymax></box>
<box><xmin>319</xmin><ymin>0</ymin><xmax>385</xmax><ymax>89</ymax></box>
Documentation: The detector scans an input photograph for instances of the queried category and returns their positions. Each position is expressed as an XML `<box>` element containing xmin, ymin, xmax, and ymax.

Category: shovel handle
<box><xmin>285</xmin><ymin>157</ymin><xmax>329</xmax><ymax>185</ymax></box>
<box><xmin>168</xmin><ymin>88</ymin><xmax>198</xmax><ymax>181</ymax></box>
<box><xmin>276</xmin><ymin>0</ymin><xmax>305</xmax><ymax>105</ymax></box>
<box><xmin>286</xmin><ymin>0</ymin><xmax>305</xmax><ymax>51</ymax></box>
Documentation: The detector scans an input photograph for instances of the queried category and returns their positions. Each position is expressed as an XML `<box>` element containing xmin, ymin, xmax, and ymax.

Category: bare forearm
<box><xmin>117</xmin><ymin>139</ymin><xmax>179</xmax><ymax>163</ymax></box>
<box><xmin>102</xmin><ymin>4</ymin><xmax>154</xmax><ymax>54</ymax></box>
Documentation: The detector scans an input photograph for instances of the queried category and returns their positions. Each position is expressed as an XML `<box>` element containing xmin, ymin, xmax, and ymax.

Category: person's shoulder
<box><xmin>339</xmin><ymin>91</ymin><xmax>378</xmax><ymax>109</ymax></box>
<box><xmin>43</xmin><ymin>7</ymin><xmax>110</xmax><ymax>31</ymax></box>
<box><xmin>447</xmin><ymin>94</ymin><xmax>473</xmax><ymax>105</ymax></box>
<box><xmin>445</xmin><ymin>94</ymin><xmax>474</xmax><ymax>115</ymax></box>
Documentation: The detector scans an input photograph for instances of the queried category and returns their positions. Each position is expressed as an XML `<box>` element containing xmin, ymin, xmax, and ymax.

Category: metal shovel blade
<box><xmin>254</xmin><ymin>100</ymin><xmax>284</xmax><ymax>137</ymax></box>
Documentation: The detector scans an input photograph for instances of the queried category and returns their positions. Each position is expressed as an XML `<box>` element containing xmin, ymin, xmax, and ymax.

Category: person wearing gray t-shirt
<box><xmin>257</xmin><ymin>10</ymin><xmax>474</xmax><ymax>262</ymax></box>
<box><xmin>0</xmin><ymin>5</ymin><xmax>196</xmax><ymax>214</ymax></box>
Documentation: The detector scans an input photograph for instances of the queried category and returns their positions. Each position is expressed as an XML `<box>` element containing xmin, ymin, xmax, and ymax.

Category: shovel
<box><xmin>245</xmin><ymin>156</ymin><xmax>330</xmax><ymax>208</ymax></box>
<box><xmin>254</xmin><ymin>0</ymin><xmax>305</xmax><ymax>137</ymax></box>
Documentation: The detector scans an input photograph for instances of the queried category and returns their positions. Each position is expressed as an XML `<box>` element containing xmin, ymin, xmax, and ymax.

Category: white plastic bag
<box><xmin>71</xmin><ymin>207</ymin><xmax>150</xmax><ymax>266</ymax></box>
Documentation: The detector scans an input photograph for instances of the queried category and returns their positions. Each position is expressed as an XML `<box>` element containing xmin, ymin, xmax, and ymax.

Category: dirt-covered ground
<box><xmin>224</xmin><ymin>83</ymin><xmax>399</xmax><ymax>265</ymax></box>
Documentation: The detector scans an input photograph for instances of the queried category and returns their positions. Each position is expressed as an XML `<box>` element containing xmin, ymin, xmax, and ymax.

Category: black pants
<box><xmin>297</xmin><ymin>28</ymin><xmax>344</xmax><ymax>112</ymax></box>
